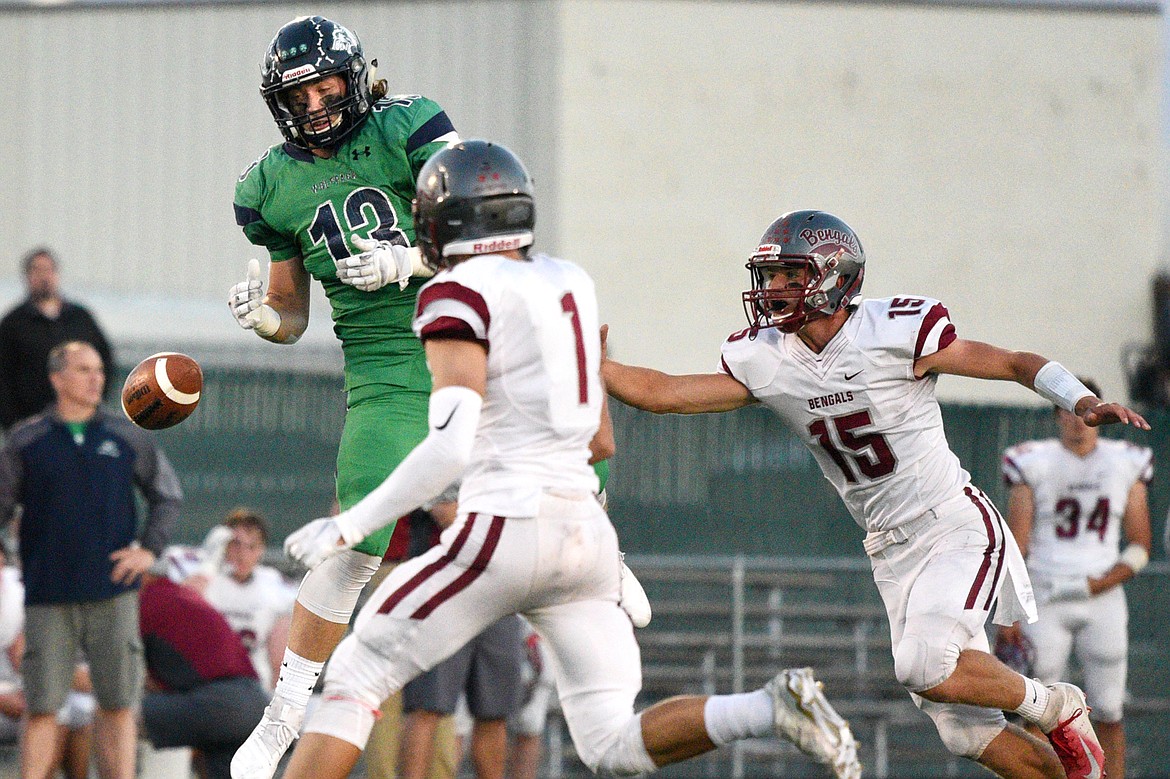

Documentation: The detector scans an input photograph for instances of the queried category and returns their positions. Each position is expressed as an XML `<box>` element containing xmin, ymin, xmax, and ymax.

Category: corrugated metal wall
<box><xmin>560</xmin><ymin>0</ymin><xmax>1163</xmax><ymax>403</ymax></box>
<box><xmin>0</xmin><ymin>1</ymin><xmax>561</xmax><ymax>299</ymax></box>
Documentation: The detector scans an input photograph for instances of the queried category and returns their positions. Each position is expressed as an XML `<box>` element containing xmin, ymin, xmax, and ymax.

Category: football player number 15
<box><xmin>809</xmin><ymin>410</ymin><xmax>898</xmax><ymax>483</ymax></box>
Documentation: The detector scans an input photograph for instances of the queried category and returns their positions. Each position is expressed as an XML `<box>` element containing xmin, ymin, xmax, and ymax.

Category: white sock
<box><xmin>703</xmin><ymin>690</ymin><xmax>774</xmax><ymax>746</ymax></box>
<box><xmin>274</xmin><ymin>649</ymin><xmax>324</xmax><ymax>712</ymax></box>
<box><xmin>1013</xmin><ymin>677</ymin><xmax>1055</xmax><ymax>729</ymax></box>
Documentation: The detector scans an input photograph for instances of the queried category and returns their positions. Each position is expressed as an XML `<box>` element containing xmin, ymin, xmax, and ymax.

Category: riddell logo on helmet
<box><xmin>799</xmin><ymin>228</ymin><xmax>859</xmax><ymax>253</ymax></box>
<box><xmin>473</xmin><ymin>238</ymin><xmax>523</xmax><ymax>253</ymax></box>
<box><xmin>282</xmin><ymin>64</ymin><xmax>317</xmax><ymax>82</ymax></box>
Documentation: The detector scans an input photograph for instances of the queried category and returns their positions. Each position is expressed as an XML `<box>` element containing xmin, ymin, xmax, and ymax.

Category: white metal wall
<box><xmin>0</xmin><ymin>1</ymin><xmax>561</xmax><ymax>350</ymax></box>
<box><xmin>562</xmin><ymin>1</ymin><xmax>1163</xmax><ymax>402</ymax></box>
<box><xmin>0</xmin><ymin>1</ymin><xmax>1161</xmax><ymax>402</ymax></box>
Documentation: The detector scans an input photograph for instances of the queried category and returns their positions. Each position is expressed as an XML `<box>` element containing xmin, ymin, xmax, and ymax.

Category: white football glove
<box><xmin>197</xmin><ymin>525</ymin><xmax>233</xmax><ymax>577</ymax></box>
<box><xmin>228</xmin><ymin>259</ymin><xmax>281</xmax><ymax>337</ymax></box>
<box><xmin>335</xmin><ymin>236</ymin><xmax>417</xmax><ymax>292</ymax></box>
<box><xmin>619</xmin><ymin>557</ymin><xmax>652</xmax><ymax>628</ymax></box>
<box><xmin>284</xmin><ymin>514</ymin><xmax>365</xmax><ymax>569</ymax></box>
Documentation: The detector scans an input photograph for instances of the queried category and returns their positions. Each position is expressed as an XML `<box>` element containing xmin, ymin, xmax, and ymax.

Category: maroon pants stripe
<box><xmin>963</xmin><ymin>486</ymin><xmax>1004</xmax><ymax>611</ymax></box>
<box><xmin>412</xmin><ymin>515</ymin><xmax>506</xmax><ymax>619</ymax></box>
<box><xmin>979</xmin><ymin>490</ymin><xmax>1009</xmax><ymax>611</ymax></box>
<box><xmin>377</xmin><ymin>513</ymin><xmax>480</xmax><ymax>616</ymax></box>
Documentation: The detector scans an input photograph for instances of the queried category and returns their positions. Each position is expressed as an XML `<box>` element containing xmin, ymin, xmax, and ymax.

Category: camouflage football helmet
<box><xmin>742</xmin><ymin>210</ymin><xmax>865</xmax><ymax>333</ymax></box>
<box><xmin>260</xmin><ymin>16</ymin><xmax>376</xmax><ymax>150</ymax></box>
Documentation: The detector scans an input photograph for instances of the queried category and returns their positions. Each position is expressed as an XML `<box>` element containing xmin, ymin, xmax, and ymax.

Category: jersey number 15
<box><xmin>809</xmin><ymin>410</ymin><xmax>898</xmax><ymax>483</ymax></box>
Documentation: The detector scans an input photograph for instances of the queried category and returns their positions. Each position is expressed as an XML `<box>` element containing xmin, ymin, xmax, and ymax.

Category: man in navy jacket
<box><xmin>0</xmin><ymin>341</ymin><xmax>181</xmax><ymax>779</ymax></box>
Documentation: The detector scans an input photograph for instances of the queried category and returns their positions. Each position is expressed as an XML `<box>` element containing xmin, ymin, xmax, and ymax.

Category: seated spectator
<box><xmin>138</xmin><ymin>560</ymin><xmax>269</xmax><ymax>779</ymax></box>
<box><xmin>199</xmin><ymin>509</ymin><xmax>296</xmax><ymax>691</ymax></box>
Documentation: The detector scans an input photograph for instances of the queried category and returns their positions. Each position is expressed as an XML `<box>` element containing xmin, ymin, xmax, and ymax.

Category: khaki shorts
<box><xmin>24</xmin><ymin>592</ymin><xmax>143</xmax><ymax>714</ymax></box>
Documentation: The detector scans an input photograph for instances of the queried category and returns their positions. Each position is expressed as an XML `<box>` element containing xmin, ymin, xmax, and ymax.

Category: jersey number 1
<box><xmin>561</xmin><ymin>293</ymin><xmax>588</xmax><ymax>404</ymax></box>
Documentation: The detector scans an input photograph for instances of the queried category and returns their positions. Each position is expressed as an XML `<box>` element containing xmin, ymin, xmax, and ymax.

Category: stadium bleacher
<box><xmin>129</xmin><ymin>364</ymin><xmax>1169</xmax><ymax>777</ymax></box>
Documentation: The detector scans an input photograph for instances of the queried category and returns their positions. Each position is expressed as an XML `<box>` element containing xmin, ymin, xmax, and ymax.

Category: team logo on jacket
<box><xmin>96</xmin><ymin>440</ymin><xmax>121</xmax><ymax>458</ymax></box>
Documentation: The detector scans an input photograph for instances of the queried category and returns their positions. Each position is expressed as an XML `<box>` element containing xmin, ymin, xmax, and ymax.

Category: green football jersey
<box><xmin>234</xmin><ymin>95</ymin><xmax>457</xmax><ymax>392</ymax></box>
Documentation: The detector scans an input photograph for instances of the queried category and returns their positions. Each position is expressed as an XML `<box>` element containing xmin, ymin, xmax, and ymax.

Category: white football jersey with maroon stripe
<box><xmin>204</xmin><ymin>566</ymin><xmax>297</xmax><ymax>690</ymax></box>
<box><xmin>1002</xmin><ymin>439</ymin><xmax>1152</xmax><ymax>578</ymax></box>
<box><xmin>413</xmin><ymin>252</ymin><xmax>602</xmax><ymax>517</ymax></box>
<box><xmin>719</xmin><ymin>296</ymin><xmax>969</xmax><ymax>533</ymax></box>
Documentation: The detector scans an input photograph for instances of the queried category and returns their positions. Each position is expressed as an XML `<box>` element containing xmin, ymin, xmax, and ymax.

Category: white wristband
<box><xmin>1119</xmin><ymin>543</ymin><xmax>1149</xmax><ymax>574</ymax></box>
<box><xmin>408</xmin><ymin>246</ymin><xmax>435</xmax><ymax>279</ymax></box>
<box><xmin>252</xmin><ymin>304</ymin><xmax>282</xmax><ymax>338</ymax></box>
<box><xmin>1033</xmin><ymin>361</ymin><xmax>1094</xmax><ymax>412</ymax></box>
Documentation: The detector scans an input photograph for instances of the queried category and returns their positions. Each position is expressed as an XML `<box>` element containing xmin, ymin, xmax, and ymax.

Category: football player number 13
<box><xmin>809</xmin><ymin>410</ymin><xmax>898</xmax><ymax>483</ymax></box>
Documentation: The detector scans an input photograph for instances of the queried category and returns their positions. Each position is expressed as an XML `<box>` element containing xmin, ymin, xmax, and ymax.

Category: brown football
<box><xmin>120</xmin><ymin>352</ymin><xmax>203</xmax><ymax>430</ymax></box>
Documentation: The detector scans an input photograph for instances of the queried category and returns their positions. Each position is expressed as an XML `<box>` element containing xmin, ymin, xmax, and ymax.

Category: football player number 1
<box><xmin>561</xmin><ymin>293</ymin><xmax>588</xmax><ymax>404</ymax></box>
<box><xmin>809</xmin><ymin>410</ymin><xmax>897</xmax><ymax>483</ymax></box>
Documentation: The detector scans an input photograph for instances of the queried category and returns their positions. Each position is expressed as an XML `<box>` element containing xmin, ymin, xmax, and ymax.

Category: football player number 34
<box><xmin>1053</xmin><ymin>496</ymin><xmax>1110</xmax><ymax>541</ymax></box>
<box><xmin>810</xmin><ymin>410</ymin><xmax>897</xmax><ymax>483</ymax></box>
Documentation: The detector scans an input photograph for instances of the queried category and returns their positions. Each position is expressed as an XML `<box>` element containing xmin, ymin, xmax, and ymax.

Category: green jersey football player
<box><xmin>227</xmin><ymin>16</ymin><xmax>458</xmax><ymax>779</ymax></box>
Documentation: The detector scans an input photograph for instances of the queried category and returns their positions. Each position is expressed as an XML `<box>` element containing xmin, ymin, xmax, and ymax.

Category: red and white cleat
<box><xmin>1044</xmin><ymin>683</ymin><xmax>1105</xmax><ymax>779</ymax></box>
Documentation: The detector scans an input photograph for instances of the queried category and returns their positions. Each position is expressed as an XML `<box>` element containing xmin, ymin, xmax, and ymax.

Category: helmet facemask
<box><xmin>265</xmin><ymin>64</ymin><xmax>369</xmax><ymax>150</ymax></box>
<box><xmin>743</xmin><ymin>247</ymin><xmax>853</xmax><ymax>333</ymax></box>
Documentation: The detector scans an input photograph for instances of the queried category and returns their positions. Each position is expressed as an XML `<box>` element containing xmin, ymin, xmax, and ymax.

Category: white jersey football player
<box><xmin>276</xmin><ymin>142</ymin><xmax>860</xmax><ymax>779</ymax></box>
<box><xmin>157</xmin><ymin>516</ymin><xmax>296</xmax><ymax>693</ymax></box>
<box><xmin>999</xmin><ymin>379</ymin><xmax>1152</xmax><ymax>779</ymax></box>
<box><xmin>602</xmin><ymin>210</ymin><xmax>1151</xmax><ymax>779</ymax></box>
<box><xmin>202</xmin><ymin>510</ymin><xmax>297</xmax><ymax>691</ymax></box>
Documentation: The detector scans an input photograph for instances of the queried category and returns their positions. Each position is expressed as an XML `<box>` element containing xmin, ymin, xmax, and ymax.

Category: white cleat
<box><xmin>765</xmin><ymin>668</ymin><xmax>861</xmax><ymax>779</ymax></box>
<box><xmin>1044</xmin><ymin>683</ymin><xmax>1105</xmax><ymax>779</ymax></box>
<box><xmin>619</xmin><ymin>559</ymin><xmax>652</xmax><ymax>628</ymax></box>
<box><xmin>230</xmin><ymin>695</ymin><xmax>303</xmax><ymax>779</ymax></box>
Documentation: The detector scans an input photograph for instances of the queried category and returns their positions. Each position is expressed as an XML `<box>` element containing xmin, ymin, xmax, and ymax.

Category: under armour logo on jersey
<box><xmin>96</xmin><ymin>440</ymin><xmax>121</xmax><ymax>458</ymax></box>
<box><xmin>351</xmin><ymin>146</ymin><xmax>371</xmax><ymax>161</ymax></box>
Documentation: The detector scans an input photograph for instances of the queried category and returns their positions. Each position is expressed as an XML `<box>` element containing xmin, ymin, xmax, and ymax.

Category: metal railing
<box><xmin>540</xmin><ymin>555</ymin><xmax>1170</xmax><ymax>779</ymax></box>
